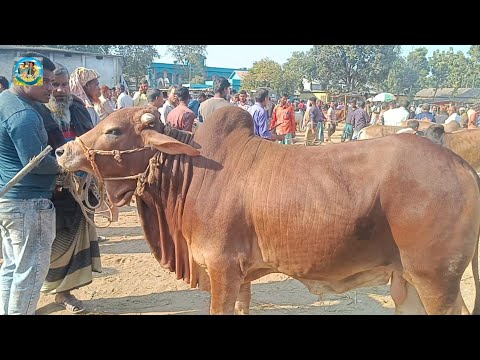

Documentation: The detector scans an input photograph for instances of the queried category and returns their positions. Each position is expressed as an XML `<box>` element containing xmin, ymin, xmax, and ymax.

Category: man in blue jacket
<box><xmin>0</xmin><ymin>52</ymin><xmax>58</xmax><ymax>315</ymax></box>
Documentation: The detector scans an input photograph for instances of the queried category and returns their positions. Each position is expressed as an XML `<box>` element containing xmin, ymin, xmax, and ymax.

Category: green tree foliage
<box><xmin>167</xmin><ymin>45</ymin><xmax>208</xmax><ymax>81</ymax></box>
<box><xmin>308</xmin><ymin>45</ymin><xmax>401</xmax><ymax>93</ymax></box>
<box><xmin>282</xmin><ymin>51</ymin><xmax>309</xmax><ymax>93</ymax></box>
<box><xmin>428</xmin><ymin>50</ymin><xmax>451</xmax><ymax>99</ymax></box>
<box><xmin>33</xmin><ymin>45</ymin><xmax>158</xmax><ymax>88</ymax></box>
<box><xmin>113</xmin><ymin>45</ymin><xmax>159</xmax><ymax>87</ymax></box>
<box><xmin>242</xmin><ymin>58</ymin><xmax>282</xmax><ymax>93</ymax></box>
<box><xmin>444</xmin><ymin>49</ymin><xmax>469</xmax><ymax>95</ymax></box>
<box><xmin>190</xmin><ymin>75</ymin><xmax>205</xmax><ymax>84</ymax></box>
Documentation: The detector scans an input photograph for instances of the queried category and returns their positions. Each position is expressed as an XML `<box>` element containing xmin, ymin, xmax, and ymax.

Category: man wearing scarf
<box><xmin>69</xmin><ymin>67</ymin><xmax>101</xmax><ymax>126</ymax></box>
<box><xmin>33</xmin><ymin>64</ymin><xmax>101</xmax><ymax>314</ymax></box>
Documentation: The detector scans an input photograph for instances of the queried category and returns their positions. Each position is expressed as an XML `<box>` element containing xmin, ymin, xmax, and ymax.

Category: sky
<box><xmin>155</xmin><ymin>45</ymin><xmax>472</xmax><ymax>69</ymax></box>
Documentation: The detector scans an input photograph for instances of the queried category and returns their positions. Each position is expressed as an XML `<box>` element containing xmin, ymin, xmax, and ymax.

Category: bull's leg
<box><xmin>390</xmin><ymin>271</ymin><xmax>426</xmax><ymax>315</ymax></box>
<box><xmin>207</xmin><ymin>261</ymin><xmax>242</xmax><ymax>315</ymax></box>
<box><xmin>402</xmin><ymin>269</ymin><xmax>466</xmax><ymax>315</ymax></box>
<box><xmin>234</xmin><ymin>282</ymin><xmax>251</xmax><ymax>315</ymax></box>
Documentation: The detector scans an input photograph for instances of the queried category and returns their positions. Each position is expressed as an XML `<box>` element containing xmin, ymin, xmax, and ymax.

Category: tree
<box><xmin>33</xmin><ymin>45</ymin><xmax>158</xmax><ymax>88</ymax></box>
<box><xmin>190</xmin><ymin>75</ymin><xmax>205</xmax><ymax>84</ymax></box>
<box><xmin>444</xmin><ymin>49</ymin><xmax>469</xmax><ymax>96</ymax></box>
<box><xmin>405</xmin><ymin>47</ymin><xmax>430</xmax><ymax>95</ymax></box>
<box><xmin>467</xmin><ymin>45</ymin><xmax>480</xmax><ymax>87</ymax></box>
<box><xmin>167</xmin><ymin>45</ymin><xmax>207</xmax><ymax>82</ymax></box>
<box><xmin>242</xmin><ymin>58</ymin><xmax>282</xmax><ymax>93</ymax></box>
<box><xmin>113</xmin><ymin>45</ymin><xmax>159</xmax><ymax>88</ymax></box>
<box><xmin>282</xmin><ymin>51</ymin><xmax>309</xmax><ymax>93</ymax></box>
<box><xmin>383</xmin><ymin>47</ymin><xmax>430</xmax><ymax>99</ymax></box>
<box><xmin>428</xmin><ymin>50</ymin><xmax>450</xmax><ymax>100</ymax></box>
<box><xmin>308</xmin><ymin>45</ymin><xmax>401</xmax><ymax>93</ymax></box>
<box><xmin>32</xmin><ymin>45</ymin><xmax>115</xmax><ymax>54</ymax></box>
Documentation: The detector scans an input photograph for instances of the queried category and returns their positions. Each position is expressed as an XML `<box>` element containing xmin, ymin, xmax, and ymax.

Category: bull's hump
<box><xmin>198</xmin><ymin>106</ymin><xmax>254</xmax><ymax>138</ymax></box>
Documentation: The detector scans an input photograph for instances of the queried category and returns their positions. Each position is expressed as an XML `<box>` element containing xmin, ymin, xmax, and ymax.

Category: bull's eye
<box><xmin>105</xmin><ymin>128</ymin><xmax>122</xmax><ymax>136</ymax></box>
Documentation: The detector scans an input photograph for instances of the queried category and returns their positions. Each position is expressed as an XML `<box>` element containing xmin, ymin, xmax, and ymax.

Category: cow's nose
<box><xmin>55</xmin><ymin>147</ymin><xmax>65</xmax><ymax>157</ymax></box>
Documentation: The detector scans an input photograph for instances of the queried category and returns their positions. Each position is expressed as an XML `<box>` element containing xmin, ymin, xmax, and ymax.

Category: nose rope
<box><xmin>65</xmin><ymin>137</ymin><xmax>161</xmax><ymax>227</ymax></box>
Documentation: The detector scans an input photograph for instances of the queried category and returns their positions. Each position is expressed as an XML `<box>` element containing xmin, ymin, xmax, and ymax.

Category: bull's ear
<box><xmin>142</xmin><ymin>129</ymin><xmax>200</xmax><ymax>157</ymax></box>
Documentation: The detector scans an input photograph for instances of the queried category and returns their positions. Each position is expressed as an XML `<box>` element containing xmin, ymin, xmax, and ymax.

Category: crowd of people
<box><xmin>2</xmin><ymin>51</ymin><xmax>480</xmax><ymax>316</ymax></box>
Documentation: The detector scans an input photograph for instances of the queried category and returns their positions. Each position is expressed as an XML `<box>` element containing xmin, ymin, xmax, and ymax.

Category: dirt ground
<box><xmin>32</xmin><ymin>126</ymin><xmax>478</xmax><ymax>315</ymax></box>
<box><xmin>34</xmin><ymin>203</ymin><xmax>477</xmax><ymax>315</ymax></box>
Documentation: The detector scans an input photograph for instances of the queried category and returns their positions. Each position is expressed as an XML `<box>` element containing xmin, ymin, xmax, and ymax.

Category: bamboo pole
<box><xmin>0</xmin><ymin>145</ymin><xmax>53</xmax><ymax>198</ymax></box>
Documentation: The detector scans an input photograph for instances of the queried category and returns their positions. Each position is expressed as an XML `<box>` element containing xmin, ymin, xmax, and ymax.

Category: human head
<box><xmin>422</xmin><ymin>103</ymin><xmax>430</xmax><ymax>112</ymax></box>
<box><xmin>0</xmin><ymin>76</ymin><xmax>9</xmax><ymax>93</ymax></box>
<box><xmin>147</xmin><ymin>88</ymin><xmax>164</xmax><ymax>108</ymax></box>
<box><xmin>177</xmin><ymin>86</ymin><xmax>190</xmax><ymax>104</ymax></box>
<box><xmin>69</xmin><ymin>67</ymin><xmax>101</xmax><ymax>104</ymax></box>
<box><xmin>100</xmin><ymin>85</ymin><xmax>111</xmax><ymax>99</ymax></box>
<box><xmin>50</xmin><ymin>63</ymin><xmax>70</xmax><ymax>102</ymax></box>
<box><xmin>254</xmin><ymin>88</ymin><xmax>269</xmax><ymax>106</ymax></box>
<box><xmin>309</xmin><ymin>97</ymin><xmax>317</xmax><ymax>106</ymax></box>
<box><xmin>447</xmin><ymin>104</ymin><xmax>457</xmax><ymax>115</ymax></box>
<box><xmin>400</xmin><ymin>99</ymin><xmax>410</xmax><ymax>109</ymax></box>
<box><xmin>408</xmin><ymin>120</ymin><xmax>419</xmax><ymax>131</ymax></box>
<box><xmin>198</xmin><ymin>92</ymin><xmax>207</xmax><ymax>103</ymax></box>
<box><xmin>13</xmin><ymin>52</ymin><xmax>55</xmax><ymax>103</ymax></box>
<box><xmin>167</xmin><ymin>85</ymin><xmax>179</xmax><ymax>105</ymax></box>
<box><xmin>239</xmin><ymin>89</ymin><xmax>247</xmax><ymax>103</ymax></box>
<box><xmin>139</xmin><ymin>79</ymin><xmax>149</xmax><ymax>93</ymax></box>
<box><xmin>213</xmin><ymin>77</ymin><xmax>230</xmax><ymax>99</ymax></box>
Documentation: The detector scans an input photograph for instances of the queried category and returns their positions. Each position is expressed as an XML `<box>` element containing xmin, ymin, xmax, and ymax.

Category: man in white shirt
<box><xmin>160</xmin><ymin>85</ymin><xmax>179</xmax><ymax>124</ymax></box>
<box><xmin>116</xmin><ymin>84</ymin><xmax>134</xmax><ymax>109</ymax></box>
<box><xmin>445</xmin><ymin>105</ymin><xmax>462</xmax><ymax>125</ymax></box>
<box><xmin>383</xmin><ymin>100</ymin><xmax>410</xmax><ymax>126</ymax></box>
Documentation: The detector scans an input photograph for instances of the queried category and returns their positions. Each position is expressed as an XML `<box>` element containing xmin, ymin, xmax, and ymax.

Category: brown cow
<box><xmin>400</xmin><ymin>119</ymin><xmax>436</xmax><ymax>131</ymax></box>
<box><xmin>357</xmin><ymin>125</ymin><xmax>405</xmax><ymax>139</ymax></box>
<box><xmin>424</xmin><ymin>125</ymin><xmax>480</xmax><ymax>172</ymax></box>
<box><xmin>55</xmin><ymin>106</ymin><xmax>480</xmax><ymax>315</ymax></box>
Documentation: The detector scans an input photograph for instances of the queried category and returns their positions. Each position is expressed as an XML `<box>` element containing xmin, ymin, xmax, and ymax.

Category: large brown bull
<box><xmin>56</xmin><ymin>106</ymin><xmax>480</xmax><ymax>315</ymax></box>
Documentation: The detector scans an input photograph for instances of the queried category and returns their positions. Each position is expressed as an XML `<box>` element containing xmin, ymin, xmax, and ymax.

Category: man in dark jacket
<box><xmin>33</xmin><ymin>63</ymin><xmax>101</xmax><ymax>314</ymax></box>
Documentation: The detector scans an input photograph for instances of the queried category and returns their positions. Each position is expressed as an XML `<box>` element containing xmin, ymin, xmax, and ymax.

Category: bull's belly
<box><xmin>297</xmin><ymin>266</ymin><xmax>393</xmax><ymax>295</ymax></box>
<box><xmin>254</xmin><ymin>238</ymin><xmax>397</xmax><ymax>281</ymax></box>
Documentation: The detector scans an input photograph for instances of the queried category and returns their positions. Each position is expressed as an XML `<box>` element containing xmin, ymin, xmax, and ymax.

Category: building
<box><xmin>415</xmin><ymin>87</ymin><xmax>480</xmax><ymax>105</ymax></box>
<box><xmin>228</xmin><ymin>70</ymin><xmax>248</xmax><ymax>92</ymax></box>
<box><xmin>148</xmin><ymin>61</ymin><xmax>240</xmax><ymax>90</ymax></box>
<box><xmin>0</xmin><ymin>45</ymin><xmax>125</xmax><ymax>88</ymax></box>
<box><xmin>299</xmin><ymin>79</ymin><xmax>330</xmax><ymax>103</ymax></box>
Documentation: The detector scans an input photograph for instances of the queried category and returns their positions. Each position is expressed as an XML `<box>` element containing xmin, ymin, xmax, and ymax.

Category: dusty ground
<box><xmin>33</xmin><ymin>125</ymin><xmax>478</xmax><ymax>315</ymax></box>
<box><xmin>34</xmin><ymin>204</ymin><xmax>477</xmax><ymax>315</ymax></box>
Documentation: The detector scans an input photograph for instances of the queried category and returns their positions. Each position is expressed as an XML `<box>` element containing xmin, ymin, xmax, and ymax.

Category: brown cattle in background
<box><xmin>424</xmin><ymin>125</ymin><xmax>480</xmax><ymax>172</ymax></box>
<box><xmin>400</xmin><ymin>119</ymin><xmax>435</xmax><ymax>131</ymax></box>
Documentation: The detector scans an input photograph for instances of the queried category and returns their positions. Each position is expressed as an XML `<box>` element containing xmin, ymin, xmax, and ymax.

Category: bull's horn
<box><xmin>141</xmin><ymin>113</ymin><xmax>156</xmax><ymax>125</ymax></box>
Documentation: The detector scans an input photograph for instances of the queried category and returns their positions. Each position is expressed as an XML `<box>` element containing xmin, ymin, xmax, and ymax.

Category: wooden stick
<box><xmin>0</xmin><ymin>145</ymin><xmax>53</xmax><ymax>198</ymax></box>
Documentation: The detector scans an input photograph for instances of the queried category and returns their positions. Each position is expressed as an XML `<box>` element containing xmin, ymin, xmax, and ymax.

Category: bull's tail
<box><xmin>472</xmin><ymin>240</ymin><xmax>480</xmax><ymax>314</ymax></box>
<box><xmin>472</xmin><ymin>170</ymin><xmax>480</xmax><ymax>314</ymax></box>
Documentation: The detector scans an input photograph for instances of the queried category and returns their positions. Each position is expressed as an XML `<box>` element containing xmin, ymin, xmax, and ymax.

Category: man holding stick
<box><xmin>0</xmin><ymin>52</ymin><xmax>58</xmax><ymax>315</ymax></box>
